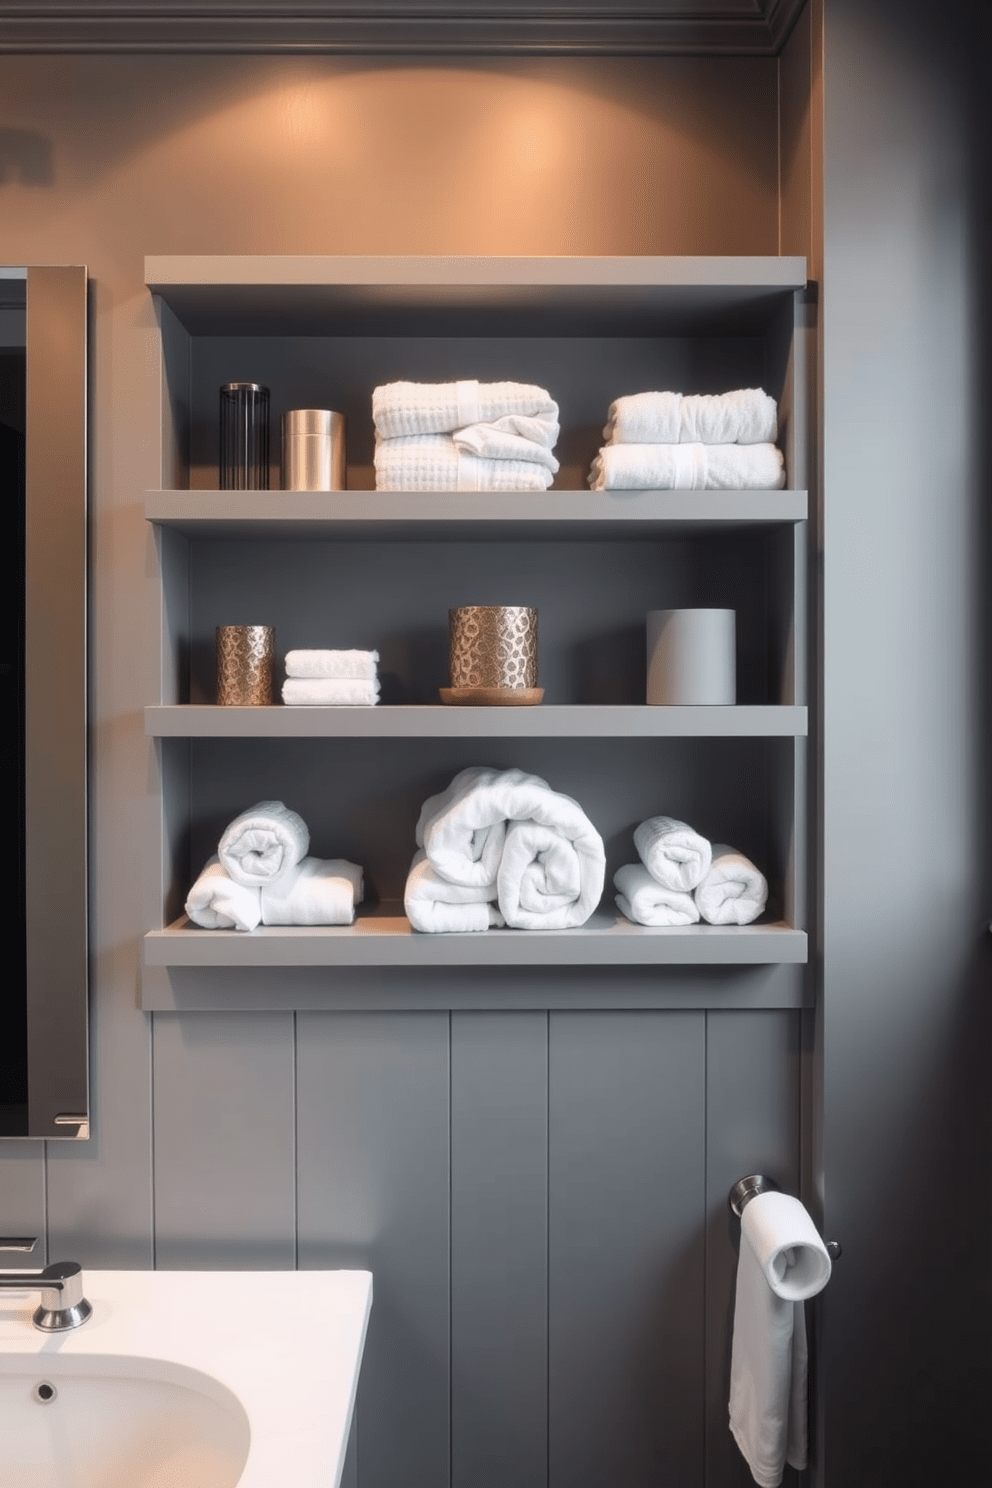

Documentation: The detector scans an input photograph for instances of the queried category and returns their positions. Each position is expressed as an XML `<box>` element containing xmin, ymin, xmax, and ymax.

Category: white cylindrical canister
<box><xmin>282</xmin><ymin>409</ymin><xmax>346</xmax><ymax>490</ymax></box>
<box><xmin>646</xmin><ymin>609</ymin><xmax>736</xmax><ymax>705</ymax></box>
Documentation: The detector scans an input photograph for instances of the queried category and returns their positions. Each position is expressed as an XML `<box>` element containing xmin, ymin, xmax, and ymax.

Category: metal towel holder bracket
<box><xmin>729</xmin><ymin>1174</ymin><xmax>843</xmax><ymax>1261</ymax></box>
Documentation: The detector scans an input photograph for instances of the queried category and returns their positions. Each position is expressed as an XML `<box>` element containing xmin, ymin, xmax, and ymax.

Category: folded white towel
<box><xmin>633</xmin><ymin>815</ymin><xmax>712</xmax><ymax>892</ymax></box>
<box><xmin>604</xmin><ymin>388</ymin><xmax>777</xmax><ymax>446</ymax></box>
<box><xmin>452</xmin><ymin>420</ymin><xmax>559</xmax><ymax>472</ymax></box>
<box><xmin>185</xmin><ymin>856</ymin><xmax>262</xmax><ymax>931</ymax></box>
<box><xmin>613</xmin><ymin>862</ymin><xmax>700</xmax><ymax>927</ymax></box>
<box><xmin>217</xmin><ymin>800</ymin><xmax>309</xmax><ymax>888</ymax></box>
<box><xmin>694</xmin><ymin>844</ymin><xmax>768</xmax><ymax>925</ymax></box>
<box><xmin>373</xmin><ymin>379</ymin><xmax>558</xmax><ymax>439</ymax></box>
<box><xmin>729</xmin><ymin>1191</ymin><xmax>832</xmax><ymax>1486</ymax></box>
<box><xmin>404</xmin><ymin>849</ymin><xmax>506</xmax><ymax>933</ymax></box>
<box><xmin>284</xmin><ymin>649</ymin><xmax>379</xmax><ymax>681</ymax></box>
<box><xmin>375</xmin><ymin>434</ymin><xmax>554</xmax><ymax>492</ymax></box>
<box><xmin>589</xmin><ymin>442</ymin><xmax>785</xmax><ymax>492</ymax></box>
<box><xmin>281</xmin><ymin>678</ymin><xmax>380</xmax><ymax>706</ymax></box>
<box><xmin>259</xmin><ymin>856</ymin><xmax>364</xmax><ymax>926</ymax></box>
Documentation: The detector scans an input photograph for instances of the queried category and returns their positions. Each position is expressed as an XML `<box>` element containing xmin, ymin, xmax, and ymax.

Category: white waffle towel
<box><xmin>375</xmin><ymin>434</ymin><xmax>554</xmax><ymax>492</ymax></box>
<box><xmin>589</xmin><ymin>442</ymin><xmax>785</xmax><ymax>492</ymax></box>
<box><xmin>604</xmin><ymin>388</ymin><xmax>777</xmax><ymax>445</ymax></box>
<box><xmin>373</xmin><ymin>379</ymin><xmax>558</xmax><ymax>438</ymax></box>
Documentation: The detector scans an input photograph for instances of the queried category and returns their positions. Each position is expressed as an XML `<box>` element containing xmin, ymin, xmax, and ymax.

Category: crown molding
<box><xmin>0</xmin><ymin>2</ymin><xmax>809</xmax><ymax>57</ymax></box>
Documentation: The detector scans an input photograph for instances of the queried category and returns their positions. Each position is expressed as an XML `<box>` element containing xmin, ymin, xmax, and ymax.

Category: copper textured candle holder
<box><xmin>216</xmin><ymin>625</ymin><xmax>275</xmax><ymax>706</ymax></box>
<box><xmin>441</xmin><ymin>606</ymin><xmax>542</xmax><ymax>706</ymax></box>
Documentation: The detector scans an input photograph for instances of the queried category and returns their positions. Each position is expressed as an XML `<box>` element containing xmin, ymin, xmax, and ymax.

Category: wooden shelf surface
<box><xmin>146</xmin><ymin>488</ymin><xmax>807</xmax><ymax>540</ymax></box>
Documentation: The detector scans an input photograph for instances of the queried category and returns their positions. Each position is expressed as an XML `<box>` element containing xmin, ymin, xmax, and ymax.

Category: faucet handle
<box><xmin>0</xmin><ymin>1238</ymin><xmax>39</xmax><ymax>1253</ymax></box>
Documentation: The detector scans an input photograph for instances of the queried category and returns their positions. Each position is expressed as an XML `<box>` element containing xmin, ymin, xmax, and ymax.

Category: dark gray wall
<box><xmin>820</xmin><ymin>0</ymin><xmax>992</xmax><ymax>1480</ymax></box>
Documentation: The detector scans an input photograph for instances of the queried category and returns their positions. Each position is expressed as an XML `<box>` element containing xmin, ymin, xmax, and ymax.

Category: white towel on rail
<box><xmin>613</xmin><ymin>862</ymin><xmax>700</xmax><ymax>926</ymax></box>
<box><xmin>404</xmin><ymin>849</ymin><xmax>505</xmax><ymax>933</ymax></box>
<box><xmin>217</xmin><ymin>800</ymin><xmax>310</xmax><ymax>887</ymax></box>
<box><xmin>184</xmin><ymin>856</ymin><xmax>262</xmax><ymax>932</ymax></box>
<box><xmin>372</xmin><ymin>379</ymin><xmax>558</xmax><ymax>439</ymax></box>
<box><xmin>284</xmin><ymin>649</ymin><xmax>379</xmax><ymax>680</ymax></box>
<box><xmin>694</xmin><ymin>844</ymin><xmax>768</xmax><ymax>925</ymax></box>
<box><xmin>634</xmin><ymin>815</ymin><xmax>712</xmax><ymax>892</ymax></box>
<box><xmin>729</xmin><ymin>1191</ymin><xmax>832</xmax><ymax>1487</ymax></box>
<box><xmin>604</xmin><ymin>388</ymin><xmax>778</xmax><ymax>446</ymax></box>
<box><xmin>375</xmin><ymin>434</ymin><xmax>554</xmax><ymax>492</ymax></box>
<box><xmin>282</xmin><ymin>677</ymin><xmax>380</xmax><ymax>706</ymax></box>
<box><xmin>588</xmin><ymin>442</ymin><xmax>785</xmax><ymax>492</ymax></box>
<box><xmin>260</xmin><ymin>856</ymin><xmax>364</xmax><ymax>926</ymax></box>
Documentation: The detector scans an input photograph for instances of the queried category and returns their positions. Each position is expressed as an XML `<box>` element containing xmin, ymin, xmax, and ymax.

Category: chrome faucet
<box><xmin>0</xmin><ymin>1240</ymin><xmax>92</xmax><ymax>1331</ymax></box>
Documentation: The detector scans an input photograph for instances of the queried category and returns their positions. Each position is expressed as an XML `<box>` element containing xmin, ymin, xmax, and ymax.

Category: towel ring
<box><xmin>728</xmin><ymin>1174</ymin><xmax>843</xmax><ymax>1260</ymax></box>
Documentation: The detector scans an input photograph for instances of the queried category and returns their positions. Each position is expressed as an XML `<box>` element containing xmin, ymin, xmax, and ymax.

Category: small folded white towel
<box><xmin>259</xmin><ymin>856</ymin><xmax>364</xmax><ymax>926</ymax></box>
<box><xmin>404</xmin><ymin>849</ymin><xmax>506</xmax><ymax>934</ymax></box>
<box><xmin>694</xmin><ymin>844</ymin><xmax>768</xmax><ymax>925</ymax></box>
<box><xmin>729</xmin><ymin>1191</ymin><xmax>832</xmax><ymax>1486</ymax></box>
<box><xmin>452</xmin><ymin>420</ymin><xmax>559</xmax><ymax>472</ymax></box>
<box><xmin>604</xmin><ymin>388</ymin><xmax>778</xmax><ymax>446</ymax></box>
<box><xmin>185</xmin><ymin>856</ymin><xmax>262</xmax><ymax>931</ymax></box>
<box><xmin>281</xmin><ymin>678</ymin><xmax>380</xmax><ymax>706</ymax></box>
<box><xmin>613</xmin><ymin>862</ymin><xmax>700</xmax><ymax>927</ymax></box>
<box><xmin>589</xmin><ymin>442</ymin><xmax>785</xmax><ymax>492</ymax></box>
<box><xmin>284</xmin><ymin>649</ymin><xmax>379</xmax><ymax>681</ymax></box>
<box><xmin>372</xmin><ymin>379</ymin><xmax>559</xmax><ymax>439</ymax></box>
<box><xmin>217</xmin><ymin>800</ymin><xmax>309</xmax><ymax>888</ymax></box>
<box><xmin>375</xmin><ymin>434</ymin><xmax>554</xmax><ymax>492</ymax></box>
<box><xmin>633</xmin><ymin>815</ymin><xmax>712</xmax><ymax>892</ymax></box>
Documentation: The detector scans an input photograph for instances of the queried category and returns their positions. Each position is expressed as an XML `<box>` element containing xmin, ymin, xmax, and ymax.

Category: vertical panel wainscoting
<box><xmin>296</xmin><ymin>1012</ymin><xmax>452</xmax><ymax>1488</ymax></box>
<box><xmin>151</xmin><ymin>1012</ymin><xmax>297</xmax><ymax>1269</ymax></box>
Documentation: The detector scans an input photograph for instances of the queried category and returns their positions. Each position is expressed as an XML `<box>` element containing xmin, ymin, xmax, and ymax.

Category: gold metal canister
<box><xmin>216</xmin><ymin>625</ymin><xmax>275</xmax><ymax>706</ymax></box>
<box><xmin>448</xmin><ymin>606</ymin><xmax>538</xmax><ymax>690</ymax></box>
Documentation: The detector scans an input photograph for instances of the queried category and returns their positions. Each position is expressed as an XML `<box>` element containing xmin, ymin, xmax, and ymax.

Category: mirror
<box><xmin>0</xmin><ymin>264</ymin><xmax>88</xmax><ymax>1139</ymax></box>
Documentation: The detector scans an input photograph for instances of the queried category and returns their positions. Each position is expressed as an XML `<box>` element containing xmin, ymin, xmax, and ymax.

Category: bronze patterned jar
<box><xmin>216</xmin><ymin>625</ymin><xmax>275</xmax><ymax>706</ymax></box>
<box><xmin>448</xmin><ymin>606</ymin><xmax>538</xmax><ymax>690</ymax></box>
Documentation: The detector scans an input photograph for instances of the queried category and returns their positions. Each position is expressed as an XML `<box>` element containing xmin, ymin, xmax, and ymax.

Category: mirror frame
<box><xmin>1</xmin><ymin>265</ymin><xmax>89</xmax><ymax>1139</ymax></box>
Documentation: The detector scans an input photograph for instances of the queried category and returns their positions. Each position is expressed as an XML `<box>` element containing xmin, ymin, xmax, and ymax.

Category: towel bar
<box><xmin>728</xmin><ymin>1174</ymin><xmax>842</xmax><ymax>1259</ymax></box>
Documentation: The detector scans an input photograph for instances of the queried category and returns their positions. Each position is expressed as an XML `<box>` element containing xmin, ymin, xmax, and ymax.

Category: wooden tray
<box><xmin>439</xmin><ymin>686</ymin><xmax>544</xmax><ymax>707</ymax></box>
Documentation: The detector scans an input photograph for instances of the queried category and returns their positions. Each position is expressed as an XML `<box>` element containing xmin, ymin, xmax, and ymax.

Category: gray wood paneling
<box><xmin>296</xmin><ymin>1012</ymin><xmax>450</xmax><ymax>1488</ymax></box>
<box><xmin>450</xmin><ymin>1012</ymin><xmax>548</xmax><ymax>1488</ymax></box>
<box><xmin>548</xmin><ymin>1011</ymin><xmax>707</xmax><ymax>1488</ymax></box>
<box><xmin>704</xmin><ymin>1010</ymin><xmax>801</xmax><ymax>1488</ymax></box>
<box><xmin>0</xmin><ymin>1143</ymin><xmax>46</xmax><ymax>1266</ymax></box>
<box><xmin>151</xmin><ymin>1012</ymin><xmax>296</xmax><ymax>1269</ymax></box>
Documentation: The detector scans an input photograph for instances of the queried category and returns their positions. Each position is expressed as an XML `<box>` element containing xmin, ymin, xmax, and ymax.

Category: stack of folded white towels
<box><xmin>588</xmin><ymin>387</ymin><xmax>785</xmax><ymax>491</ymax></box>
<box><xmin>372</xmin><ymin>379</ymin><xmax>560</xmax><ymax>492</ymax></box>
<box><xmin>185</xmin><ymin>800</ymin><xmax>364</xmax><ymax>930</ymax></box>
<box><xmin>404</xmin><ymin>765</ymin><xmax>606</xmax><ymax>932</ymax></box>
<box><xmin>281</xmin><ymin>649</ymin><xmax>380</xmax><ymax>707</ymax></box>
<box><xmin>614</xmin><ymin>815</ymin><xmax>768</xmax><ymax>926</ymax></box>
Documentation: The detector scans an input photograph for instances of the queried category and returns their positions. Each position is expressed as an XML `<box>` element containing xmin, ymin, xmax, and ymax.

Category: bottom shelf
<box><xmin>143</xmin><ymin>906</ymin><xmax>807</xmax><ymax>971</ymax></box>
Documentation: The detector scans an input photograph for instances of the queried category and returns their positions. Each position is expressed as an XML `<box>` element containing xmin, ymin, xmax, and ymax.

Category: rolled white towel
<box><xmin>633</xmin><ymin>815</ymin><xmax>712</xmax><ymax>892</ymax></box>
<box><xmin>284</xmin><ymin>649</ymin><xmax>379</xmax><ymax>681</ymax></box>
<box><xmin>414</xmin><ymin>766</ymin><xmax>513</xmax><ymax>887</ymax></box>
<box><xmin>588</xmin><ymin>442</ymin><xmax>785</xmax><ymax>492</ymax></box>
<box><xmin>185</xmin><ymin>856</ymin><xmax>262</xmax><ymax>932</ymax></box>
<box><xmin>604</xmin><ymin>388</ymin><xmax>778</xmax><ymax>446</ymax></box>
<box><xmin>260</xmin><ymin>856</ymin><xmax>364</xmax><ymax>926</ymax></box>
<box><xmin>694</xmin><ymin>844</ymin><xmax>768</xmax><ymax>925</ymax></box>
<box><xmin>217</xmin><ymin>800</ymin><xmax>309</xmax><ymax>888</ymax></box>
<box><xmin>613</xmin><ymin>862</ymin><xmax>700</xmax><ymax>927</ymax></box>
<box><xmin>452</xmin><ymin>421</ymin><xmax>559</xmax><ymax>472</ymax></box>
<box><xmin>729</xmin><ymin>1191</ymin><xmax>831</xmax><ymax>1486</ymax></box>
<box><xmin>373</xmin><ymin>379</ymin><xmax>558</xmax><ymax>439</ymax></box>
<box><xmin>282</xmin><ymin>678</ymin><xmax>380</xmax><ymax>706</ymax></box>
<box><xmin>404</xmin><ymin>849</ymin><xmax>505</xmax><ymax>933</ymax></box>
<box><xmin>375</xmin><ymin>434</ymin><xmax>554</xmax><ymax>492</ymax></box>
<box><xmin>498</xmin><ymin>809</ymin><xmax>605</xmax><ymax>931</ymax></box>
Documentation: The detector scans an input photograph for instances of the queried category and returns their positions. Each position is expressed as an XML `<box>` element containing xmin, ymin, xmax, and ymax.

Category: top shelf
<box><xmin>145</xmin><ymin>254</ymin><xmax>808</xmax><ymax>337</ymax></box>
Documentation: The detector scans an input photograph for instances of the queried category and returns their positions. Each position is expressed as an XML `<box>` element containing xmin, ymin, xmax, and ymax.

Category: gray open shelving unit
<box><xmin>143</xmin><ymin>254</ymin><xmax>810</xmax><ymax>1007</ymax></box>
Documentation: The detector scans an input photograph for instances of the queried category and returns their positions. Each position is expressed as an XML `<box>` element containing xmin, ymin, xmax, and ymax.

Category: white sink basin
<box><xmin>0</xmin><ymin>1269</ymin><xmax>372</xmax><ymax>1488</ymax></box>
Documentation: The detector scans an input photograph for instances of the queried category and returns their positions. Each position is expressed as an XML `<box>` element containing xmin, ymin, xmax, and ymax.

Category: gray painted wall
<box><xmin>820</xmin><ymin>0</ymin><xmax>991</xmax><ymax>1480</ymax></box>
